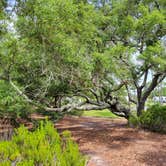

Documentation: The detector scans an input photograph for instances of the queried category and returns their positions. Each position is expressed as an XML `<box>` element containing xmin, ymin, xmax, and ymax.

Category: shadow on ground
<box><xmin>56</xmin><ymin>116</ymin><xmax>166</xmax><ymax>166</ymax></box>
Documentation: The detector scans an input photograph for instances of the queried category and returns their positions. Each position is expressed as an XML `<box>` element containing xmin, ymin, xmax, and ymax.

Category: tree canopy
<box><xmin>0</xmin><ymin>0</ymin><xmax>165</xmax><ymax>118</ymax></box>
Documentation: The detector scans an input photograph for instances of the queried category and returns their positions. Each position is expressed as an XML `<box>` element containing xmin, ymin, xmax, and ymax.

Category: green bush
<box><xmin>128</xmin><ymin>114</ymin><xmax>140</xmax><ymax>127</ymax></box>
<box><xmin>0</xmin><ymin>80</ymin><xmax>34</xmax><ymax>119</ymax></box>
<box><xmin>140</xmin><ymin>104</ymin><xmax>166</xmax><ymax>133</ymax></box>
<box><xmin>0</xmin><ymin>121</ymin><xmax>86</xmax><ymax>166</ymax></box>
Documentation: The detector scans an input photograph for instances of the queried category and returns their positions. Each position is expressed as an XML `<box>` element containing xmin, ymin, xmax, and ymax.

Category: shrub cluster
<box><xmin>128</xmin><ymin>115</ymin><xmax>140</xmax><ymax>128</ymax></box>
<box><xmin>139</xmin><ymin>104</ymin><xmax>166</xmax><ymax>133</ymax></box>
<box><xmin>0</xmin><ymin>121</ymin><xmax>86</xmax><ymax>166</ymax></box>
<box><xmin>129</xmin><ymin>104</ymin><xmax>166</xmax><ymax>133</ymax></box>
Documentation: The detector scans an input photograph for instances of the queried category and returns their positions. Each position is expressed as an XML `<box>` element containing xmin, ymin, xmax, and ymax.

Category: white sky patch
<box><xmin>5</xmin><ymin>0</ymin><xmax>17</xmax><ymax>34</ymax></box>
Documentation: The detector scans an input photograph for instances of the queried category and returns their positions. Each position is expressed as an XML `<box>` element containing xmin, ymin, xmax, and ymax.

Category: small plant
<box><xmin>0</xmin><ymin>121</ymin><xmax>86</xmax><ymax>166</ymax></box>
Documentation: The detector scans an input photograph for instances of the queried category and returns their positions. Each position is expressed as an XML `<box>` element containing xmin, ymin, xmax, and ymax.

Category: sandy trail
<box><xmin>55</xmin><ymin>116</ymin><xmax>166</xmax><ymax>166</ymax></box>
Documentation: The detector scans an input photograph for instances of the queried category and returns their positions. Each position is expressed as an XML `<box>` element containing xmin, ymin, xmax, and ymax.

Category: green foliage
<box><xmin>0</xmin><ymin>80</ymin><xmax>33</xmax><ymax>118</ymax></box>
<box><xmin>0</xmin><ymin>121</ymin><xmax>86</xmax><ymax>166</ymax></box>
<box><xmin>128</xmin><ymin>115</ymin><xmax>140</xmax><ymax>127</ymax></box>
<box><xmin>15</xmin><ymin>0</ymin><xmax>99</xmax><ymax>76</ymax></box>
<box><xmin>6</xmin><ymin>0</ymin><xmax>103</xmax><ymax>106</ymax></box>
<box><xmin>139</xmin><ymin>104</ymin><xmax>166</xmax><ymax>133</ymax></box>
<box><xmin>0</xmin><ymin>0</ymin><xmax>7</xmax><ymax>36</ymax></box>
<box><xmin>0</xmin><ymin>0</ymin><xmax>166</xmax><ymax>118</ymax></box>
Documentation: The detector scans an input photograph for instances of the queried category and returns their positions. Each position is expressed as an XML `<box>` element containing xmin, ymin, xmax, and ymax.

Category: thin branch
<box><xmin>119</xmin><ymin>57</ymin><xmax>139</xmax><ymax>88</ymax></box>
<box><xmin>125</xmin><ymin>84</ymin><xmax>137</xmax><ymax>104</ymax></box>
<box><xmin>9</xmin><ymin>80</ymin><xmax>33</xmax><ymax>104</ymax></box>
<box><xmin>110</xmin><ymin>81</ymin><xmax>125</xmax><ymax>92</ymax></box>
<box><xmin>140</xmin><ymin>68</ymin><xmax>149</xmax><ymax>89</ymax></box>
<box><xmin>158</xmin><ymin>73</ymin><xmax>166</xmax><ymax>84</ymax></box>
<box><xmin>142</xmin><ymin>73</ymin><xmax>162</xmax><ymax>101</ymax></box>
<box><xmin>89</xmin><ymin>88</ymin><xmax>100</xmax><ymax>103</ymax></box>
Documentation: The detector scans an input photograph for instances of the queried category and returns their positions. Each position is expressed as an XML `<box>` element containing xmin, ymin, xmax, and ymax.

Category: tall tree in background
<box><xmin>88</xmin><ymin>0</ymin><xmax>166</xmax><ymax>116</ymax></box>
<box><xmin>117</xmin><ymin>0</ymin><xmax>165</xmax><ymax>116</ymax></box>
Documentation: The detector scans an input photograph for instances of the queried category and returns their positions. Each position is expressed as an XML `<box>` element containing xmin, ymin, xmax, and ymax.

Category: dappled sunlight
<box><xmin>56</xmin><ymin>116</ymin><xmax>166</xmax><ymax>166</ymax></box>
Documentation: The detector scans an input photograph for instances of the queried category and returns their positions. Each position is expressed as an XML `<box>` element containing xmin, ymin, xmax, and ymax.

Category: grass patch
<box><xmin>82</xmin><ymin>110</ymin><xmax>117</xmax><ymax>118</ymax></box>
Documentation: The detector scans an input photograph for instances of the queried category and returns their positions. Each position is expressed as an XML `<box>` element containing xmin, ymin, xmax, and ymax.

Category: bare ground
<box><xmin>55</xmin><ymin>116</ymin><xmax>166</xmax><ymax>166</ymax></box>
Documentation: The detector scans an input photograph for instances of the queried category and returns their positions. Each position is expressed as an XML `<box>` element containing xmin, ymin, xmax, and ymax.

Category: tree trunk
<box><xmin>54</xmin><ymin>95</ymin><xmax>62</xmax><ymax>108</ymax></box>
<box><xmin>137</xmin><ymin>100</ymin><xmax>145</xmax><ymax>116</ymax></box>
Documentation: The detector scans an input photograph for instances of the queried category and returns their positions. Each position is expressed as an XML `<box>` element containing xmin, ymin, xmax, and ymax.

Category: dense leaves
<box><xmin>0</xmin><ymin>121</ymin><xmax>86</xmax><ymax>165</ymax></box>
<box><xmin>0</xmin><ymin>0</ymin><xmax>166</xmax><ymax>118</ymax></box>
<box><xmin>140</xmin><ymin>104</ymin><xmax>166</xmax><ymax>133</ymax></box>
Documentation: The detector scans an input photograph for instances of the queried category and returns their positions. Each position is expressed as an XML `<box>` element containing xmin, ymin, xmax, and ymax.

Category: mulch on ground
<box><xmin>55</xmin><ymin>116</ymin><xmax>166</xmax><ymax>166</ymax></box>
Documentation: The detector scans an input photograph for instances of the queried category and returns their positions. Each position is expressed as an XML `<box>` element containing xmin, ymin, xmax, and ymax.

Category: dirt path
<box><xmin>55</xmin><ymin>116</ymin><xmax>166</xmax><ymax>166</ymax></box>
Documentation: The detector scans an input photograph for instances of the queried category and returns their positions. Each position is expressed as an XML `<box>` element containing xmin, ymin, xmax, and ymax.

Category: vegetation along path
<box><xmin>55</xmin><ymin>116</ymin><xmax>166</xmax><ymax>166</ymax></box>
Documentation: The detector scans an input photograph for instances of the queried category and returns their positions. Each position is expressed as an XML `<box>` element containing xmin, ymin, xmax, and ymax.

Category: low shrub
<box><xmin>128</xmin><ymin>114</ymin><xmax>140</xmax><ymax>127</ymax></box>
<box><xmin>139</xmin><ymin>104</ymin><xmax>166</xmax><ymax>133</ymax></box>
<box><xmin>0</xmin><ymin>121</ymin><xmax>86</xmax><ymax>166</ymax></box>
